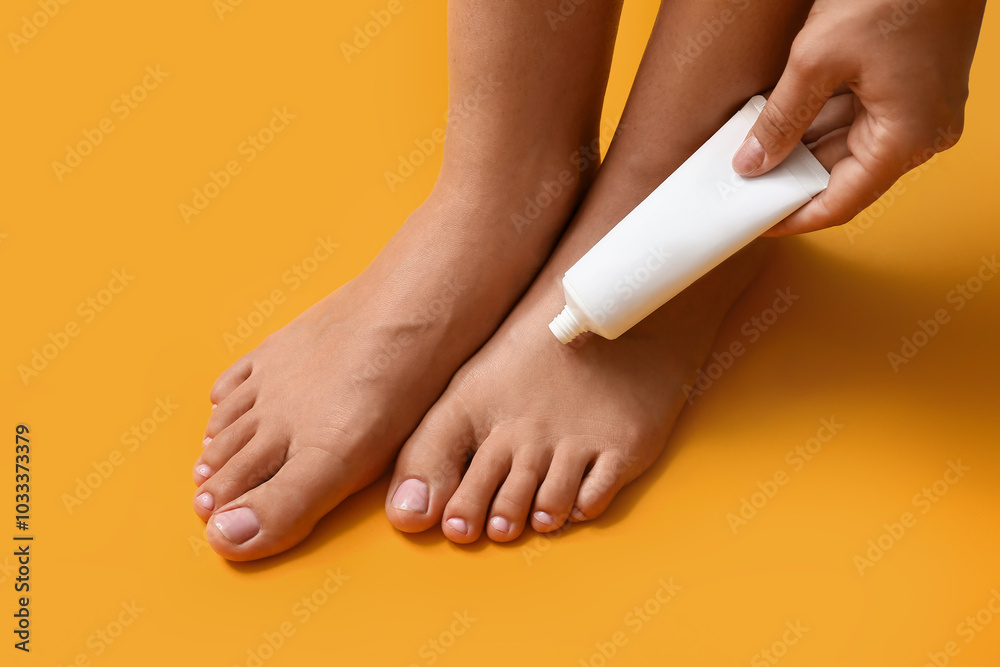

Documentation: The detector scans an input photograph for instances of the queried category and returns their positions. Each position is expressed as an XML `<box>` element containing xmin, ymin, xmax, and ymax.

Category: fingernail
<box><xmin>533</xmin><ymin>511</ymin><xmax>555</xmax><ymax>527</ymax></box>
<box><xmin>391</xmin><ymin>479</ymin><xmax>428</xmax><ymax>513</ymax></box>
<box><xmin>489</xmin><ymin>516</ymin><xmax>510</xmax><ymax>534</ymax></box>
<box><xmin>213</xmin><ymin>507</ymin><xmax>260</xmax><ymax>544</ymax></box>
<box><xmin>733</xmin><ymin>133</ymin><xmax>764</xmax><ymax>175</ymax></box>
<box><xmin>203</xmin><ymin>437</ymin><xmax>212</xmax><ymax>448</ymax></box>
<box><xmin>194</xmin><ymin>463</ymin><xmax>213</xmax><ymax>480</ymax></box>
<box><xmin>446</xmin><ymin>517</ymin><xmax>468</xmax><ymax>535</ymax></box>
<box><xmin>195</xmin><ymin>492</ymin><xmax>214</xmax><ymax>510</ymax></box>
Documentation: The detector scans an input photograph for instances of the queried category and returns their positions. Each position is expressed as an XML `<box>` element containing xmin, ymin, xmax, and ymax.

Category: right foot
<box><xmin>191</xmin><ymin>169</ymin><xmax>589</xmax><ymax>560</ymax></box>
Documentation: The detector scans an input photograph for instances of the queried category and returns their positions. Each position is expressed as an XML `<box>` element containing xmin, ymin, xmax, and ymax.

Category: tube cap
<box><xmin>549</xmin><ymin>305</ymin><xmax>586</xmax><ymax>344</ymax></box>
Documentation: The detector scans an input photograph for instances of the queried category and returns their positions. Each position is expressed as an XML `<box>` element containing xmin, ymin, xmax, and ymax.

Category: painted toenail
<box><xmin>214</xmin><ymin>507</ymin><xmax>260</xmax><ymax>544</ymax></box>
<box><xmin>391</xmin><ymin>479</ymin><xmax>428</xmax><ymax>513</ymax></box>
<box><xmin>533</xmin><ymin>511</ymin><xmax>555</xmax><ymax>526</ymax></box>
<box><xmin>194</xmin><ymin>463</ymin><xmax>213</xmax><ymax>479</ymax></box>
<box><xmin>203</xmin><ymin>437</ymin><xmax>212</xmax><ymax>447</ymax></box>
<box><xmin>489</xmin><ymin>516</ymin><xmax>510</xmax><ymax>533</ymax></box>
<box><xmin>195</xmin><ymin>492</ymin><xmax>214</xmax><ymax>510</ymax></box>
<box><xmin>446</xmin><ymin>517</ymin><xmax>468</xmax><ymax>535</ymax></box>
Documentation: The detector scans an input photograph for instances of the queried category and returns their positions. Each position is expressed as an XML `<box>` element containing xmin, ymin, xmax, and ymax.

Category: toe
<box><xmin>205</xmin><ymin>381</ymin><xmax>256</xmax><ymax>438</ymax></box>
<box><xmin>193</xmin><ymin>430</ymin><xmax>287</xmax><ymax>522</ymax></box>
<box><xmin>570</xmin><ymin>451</ymin><xmax>637</xmax><ymax>522</ymax></box>
<box><xmin>205</xmin><ymin>446</ymin><xmax>360</xmax><ymax>561</ymax></box>
<box><xmin>209</xmin><ymin>355</ymin><xmax>252</xmax><ymax>406</ymax></box>
<box><xmin>531</xmin><ymin>447</ymin><xmax>591</xmax><ymax>532</ymax></box>
<box><xmin>385</xmin><ymin>396</ymin><xmax>474</xmax><ymax>533</ymax></box>
<box><xmin>486</xmin><ymin>449</ymin><xmax>548</xmax><ymax>542</ymax></box>
<box><xmin>441</xmin><ymin>438</ymin><xmax>512</xmax><ymax>544</ymax></box>
<box><xmin>194</xmin><ymin>411</ymin><xmax>258</xmax><ymax>484</ymax></box>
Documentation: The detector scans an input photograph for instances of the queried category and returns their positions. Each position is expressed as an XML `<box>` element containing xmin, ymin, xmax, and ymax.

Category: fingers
<box><xmin>733</xmin><ymin>39</ymin><xmax>841</xmax><ymax>177</ymax></box>
<box><xmin>763</xmin><ymin>151</ymin><xmax>900</xmax><ymax>237</ymax></box>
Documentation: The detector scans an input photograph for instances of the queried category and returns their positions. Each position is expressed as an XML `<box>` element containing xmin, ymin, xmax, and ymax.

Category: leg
<box><xmin>386</xmin><ymin>0</ymin><xmax>815</xmax><ymax>542</ymax></box>
<box><xmin>192</xmin><ymin>0</ymin><xmax>623</xmax><ymax>560</ymax></box>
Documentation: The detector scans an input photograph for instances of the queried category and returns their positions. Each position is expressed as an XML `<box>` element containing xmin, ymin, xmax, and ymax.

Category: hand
<box><xmin>732</xmin><ymin>0</ymin><xmax>988</xmax><ymax>236</ymax></box>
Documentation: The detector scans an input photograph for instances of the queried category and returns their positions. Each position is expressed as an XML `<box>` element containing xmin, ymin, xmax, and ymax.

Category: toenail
<box><xmin>446</xmin><ymin>517</ymin><xmax>468</xmax><ymax>535</ymax></box>
<box><xmin>213</xmin><ymin>507</ymin><xmax>260</xmax><ymax>544</ymax></box>
<box><xmin>570</xmin><ymin>506</ymin><xmax>587</xmax><ymax>522</ymax></box>
<box><xmin>195</xmin><ymin>492</ymin><xmax>214</xmax><ymax>510</ymax></box>
<box><xmin>391</xmin><ymin>479</ymin><xmax>428</xmax><ymax>513</ymax></box>
<box><xmin>203</xmin><ymin>437</ymin><xmax>212</xmax><ymax>447</ymax></box>
<box><xmin>211</xmin><ymin>403</ymin><xmax>217</xmax><ymax>410</ymax></box>
<box><xmin>489</xmin><ymin>516</ymin><xmax>510</xmax><ymax>534</ymax></box>
<box><xmin>533</xmin><ymin>511</ymin><xmax>556</xmax><ymax>526</ymax></box>
<box><xmin>194</xmin><ymin>463</ymin><xmax>213</xmax><ymax>479</ymax></box>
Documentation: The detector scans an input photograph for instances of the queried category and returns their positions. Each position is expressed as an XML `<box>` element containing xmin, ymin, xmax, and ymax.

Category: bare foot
<box><xmin>384</xmin><ymin>226</ymin><xmax>768</xmax><ymax>542</ymax></box>
<box><xmin>192</xmin><ymin>182</ymin><xmax>586</xmax><ymax>560</ymax></box>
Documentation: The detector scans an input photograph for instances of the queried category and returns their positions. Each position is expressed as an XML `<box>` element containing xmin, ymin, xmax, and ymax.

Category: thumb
<box><xmin>733</xmin><ymin>66</ymin><xmax>837</xmax><ymax>177</ymax></box>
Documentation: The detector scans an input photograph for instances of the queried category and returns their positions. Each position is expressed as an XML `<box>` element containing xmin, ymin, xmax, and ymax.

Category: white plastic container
<box><xmin>549</xmin><ymin>95</ymin><xmax>830</xmax><ymax>344</ymax></box>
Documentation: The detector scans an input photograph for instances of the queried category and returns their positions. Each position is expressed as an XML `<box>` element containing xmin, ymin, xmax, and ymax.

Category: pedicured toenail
<box><xmin>194</xmin><ymin>463</ymin><xmax>213</xmax><ymax>479</ymax></box>
<box><xmin>195</xmin><ymin>492</ymin><xmax>214</xmax><ymax>510</ymax></box>
<box><xmin>533</xmin><ymin>511</ymin><xmax>555</xmax><ymax>526</ymax></box>
<box><xmin>489</xmin><ymin>516</ymin><xmax>510</xmax><ymax>534</ymax></box>
<box><xmin>203</xmin><ymin>437</ymin><xmax>212</xmax><ymax>447</ymax></box>
<box><xmin>446</xmin><ymin>517</ymin><xmax>468</xmax><ymax>535</ymax></box>
<box><xmin>214</xmin><ymin>507</ymin><xmax>260</xmax><ymax>544</ymax></box>
<box><xmin>391</xmin><ymin>479</ymin><xmax>429</xmax><ymax>513</ymax></box>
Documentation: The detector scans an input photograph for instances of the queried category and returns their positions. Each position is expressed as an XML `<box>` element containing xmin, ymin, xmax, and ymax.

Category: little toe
<box><xmin>209</xmin><ymin>355</ymin><xmax>252</xmax><ymax>406</ymax></box>
<box><xmin>570</xmin><ymin>452</ymin><xmax>636</xmax><ymax>523</ymax></box>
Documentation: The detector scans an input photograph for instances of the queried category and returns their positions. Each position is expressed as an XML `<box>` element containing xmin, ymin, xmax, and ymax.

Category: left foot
<box><xmin>385</xmin><ymin>223</ymin><xmax>768</xmax><ymax>543</ymax></box>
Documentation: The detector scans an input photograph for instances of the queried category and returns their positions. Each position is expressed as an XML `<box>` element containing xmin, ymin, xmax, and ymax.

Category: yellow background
<box><xmin>3</xmin><ymin>0</ymin><xmax>999</xmax><ymax>665</ymax></box>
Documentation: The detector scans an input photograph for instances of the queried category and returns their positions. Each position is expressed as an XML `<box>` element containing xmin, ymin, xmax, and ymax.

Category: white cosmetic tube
<box><xmin>549</xmin><ymin>95</ymin><xmax>830</xmax><ymax>344</ymax></box>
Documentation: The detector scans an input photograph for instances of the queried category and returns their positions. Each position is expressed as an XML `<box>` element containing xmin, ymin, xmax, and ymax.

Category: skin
<box><xmin>733</xmin><ymin>0</ymin><xmax>988</xmax><ymax>235</ymax></box>
<box><xmin>192</xmin><ymin>0</ymin><xmax>624</xmax><ymax>561</ymax></box>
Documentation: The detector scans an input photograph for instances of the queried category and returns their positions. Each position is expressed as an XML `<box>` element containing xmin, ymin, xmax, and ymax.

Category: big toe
<box><xmin>385</xmin><ymin>396</ymin><xmax>472</xmax><ymax>534</ymax></box>
<box><xmin>205</xmin><ymin>447</ymin><xmax>358</xmax><ymax>561</ymax></box>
